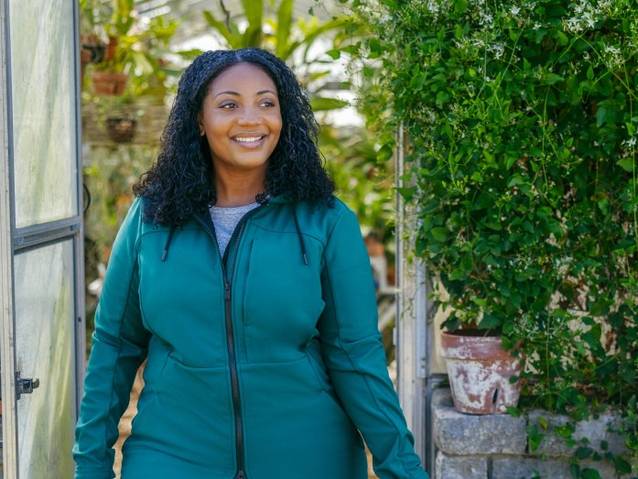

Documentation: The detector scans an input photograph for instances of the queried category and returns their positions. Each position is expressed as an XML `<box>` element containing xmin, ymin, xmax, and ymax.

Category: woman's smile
<box><xmin>231</xmin><ymin>134</ymin><xmax>268</xmax><ymax>148</ymax></box>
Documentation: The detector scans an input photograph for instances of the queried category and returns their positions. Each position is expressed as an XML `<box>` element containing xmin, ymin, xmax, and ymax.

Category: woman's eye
<box><xmin>219</xmin><ymin>100</ymin><xmax>275</xmax><ymax>109</ymax></box>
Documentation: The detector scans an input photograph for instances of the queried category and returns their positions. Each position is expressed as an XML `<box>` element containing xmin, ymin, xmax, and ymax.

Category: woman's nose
<box><xmin>237</xmin><ymin>107</ymin><xmax>262</xmax><ymax>125</ymax></box>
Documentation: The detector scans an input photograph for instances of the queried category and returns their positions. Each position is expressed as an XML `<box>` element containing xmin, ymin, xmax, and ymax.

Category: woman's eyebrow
<box><xmin>214</xmin><ymin>89</ymin><xmax>276</xmax><ymax>98</ymax></box>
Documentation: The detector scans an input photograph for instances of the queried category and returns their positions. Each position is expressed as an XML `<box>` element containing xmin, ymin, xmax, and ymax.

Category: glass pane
<box><xmin>14</xmin><ymin>240</ymin><xmax>75</xmax><ymax>479</ymax></box>
<box><xmin>9</xmin><ymin>0</ymin><xmax>77</xmax><ymax>228</ymax></box>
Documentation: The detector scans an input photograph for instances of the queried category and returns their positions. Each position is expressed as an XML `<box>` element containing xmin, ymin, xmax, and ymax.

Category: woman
<box><xmin>73</xmin><ymin>48</ymin><xmax>428</xmax><ymax>479</ymax></box>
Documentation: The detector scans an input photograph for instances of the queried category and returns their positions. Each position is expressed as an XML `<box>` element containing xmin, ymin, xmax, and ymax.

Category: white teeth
<box><xmin>234</xmin><ymin>136</ymin><xmax>263</xmax><ymax>143</ymax></box>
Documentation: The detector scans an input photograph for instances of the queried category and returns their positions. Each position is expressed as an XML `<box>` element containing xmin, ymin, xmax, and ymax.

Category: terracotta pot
<box><xmin>105</xmin><ymin>36</ymin><xmax>118</xmax><ymax>61</ymax></box>
<box><xmin>441</xmin><ymin>330</ymin><xmax>521</xmax><ymax>414</ymax></box>
<box><xmin>92</xmin><ymin>71</ymin><xmax>128</xmax><ymax>96</ymax></box>
<box><xmin>106</xmin><ymin>117</ymin><xmax>137</xmax><ymax>143</ymax></box>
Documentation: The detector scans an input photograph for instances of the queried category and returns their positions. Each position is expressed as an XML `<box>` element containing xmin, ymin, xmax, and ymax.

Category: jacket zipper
<box><xmin>194</xmin><ymin>203</ymin><xmax>267</xmax><ymax>479</ymax></box>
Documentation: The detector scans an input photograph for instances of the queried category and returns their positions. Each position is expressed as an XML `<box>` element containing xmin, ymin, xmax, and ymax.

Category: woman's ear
<box><xmin>197</xmin><ymin>113</ymin><xmax>205</xmax><ymax>136</ymax></box>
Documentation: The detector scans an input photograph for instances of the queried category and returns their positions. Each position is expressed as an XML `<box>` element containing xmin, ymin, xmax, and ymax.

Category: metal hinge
<box><xmin>16</xmin><ymin>371</ymin><xmax>40</xmax><ymax>400</ymax></box>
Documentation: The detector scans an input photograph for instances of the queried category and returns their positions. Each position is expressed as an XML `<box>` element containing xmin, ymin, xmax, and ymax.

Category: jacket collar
<box><xmin>161</xmin><ymin>192</ymin><xmax>308</xmax><ymax>267</ymax></box>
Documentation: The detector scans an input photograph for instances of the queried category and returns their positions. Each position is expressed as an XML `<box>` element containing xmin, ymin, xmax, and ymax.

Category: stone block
<box><xmin>492</xmin><ymin>457</ymin><xmax>624</xmax><ymax>479</ymax></box>
<box><xmin>528</xmin><ymin>409</ymin><xmax>627</xmax><ymax>457</ymax></box>
<box><xmin>435</xmin><ymin>452</ymin><xmax>487</xmax><ymax>479</ymax></box>
<box><xmin>492</xmin><ymin>457</ymin><xmax>572</xmax><ymax>479</ymax></box>
<box><xmin>433</xmin><ymin>399</ymin><xmax>527</xmax><ymax>454</ymax></box>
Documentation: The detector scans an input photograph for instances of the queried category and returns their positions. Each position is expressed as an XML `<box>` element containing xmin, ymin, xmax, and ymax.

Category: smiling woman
<box><xmin>72</xmin><ymin>48</ymin><xmax>428</xmax><ymax>479</ymax></box>
<box><xmin>198</xmin><ymin>62</ymin><xmax>283</xmax><ymax>204</ymax></box>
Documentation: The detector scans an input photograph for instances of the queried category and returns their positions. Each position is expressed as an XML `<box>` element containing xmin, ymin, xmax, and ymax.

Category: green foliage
<box><xmin>201</xmin><ymin>1</ymin><xmax>359</xmax><ymax>115</ymax></box>
<box><xmin>349</xmin><ymin>0</ymin><xmax>638</xmax><ymax>474</ymax></box>
<box><xmin>82</xmin><ymin>0</ymin><xmax>181</xmax><ymax>97</ymax></box>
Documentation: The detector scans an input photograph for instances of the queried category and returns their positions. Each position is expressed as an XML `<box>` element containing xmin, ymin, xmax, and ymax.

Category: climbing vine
<box><xmin>347</xmin><ymin>0</ymin><xmax>638</xmax><ymax>476</ymax></box>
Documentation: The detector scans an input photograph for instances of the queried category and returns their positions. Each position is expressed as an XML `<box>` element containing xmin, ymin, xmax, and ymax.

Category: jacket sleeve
<box><xmin>73</xmin><ymin>196</ymin><xmax>150</xmax><ymax>479</ymax></box>
<box><xmin>317</xmin><ymin>204</ymin><xmax>429</xmax><ymax>479</ymax></box>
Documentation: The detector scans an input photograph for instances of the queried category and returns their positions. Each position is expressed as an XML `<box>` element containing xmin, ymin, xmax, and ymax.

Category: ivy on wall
<box><xmin>347</xmin><ymin>0</ymin><xmax>638</xmax><ymax>475</ymax></box>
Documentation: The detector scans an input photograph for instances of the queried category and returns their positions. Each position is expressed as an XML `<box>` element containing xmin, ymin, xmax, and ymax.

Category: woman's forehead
<box><xmin>209</xmin><ymin>62</ymin><xmax>278</xmax><ymax>96</ymax></box>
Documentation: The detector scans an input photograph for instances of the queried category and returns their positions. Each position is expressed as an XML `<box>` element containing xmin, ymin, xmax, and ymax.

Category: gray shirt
<box><xmin>209</xmin><ymin>200</ymin><xmax>261</xmax><ymax>258</ymax></box>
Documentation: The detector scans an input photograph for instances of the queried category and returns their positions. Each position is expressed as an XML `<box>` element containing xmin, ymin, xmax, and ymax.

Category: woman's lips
<box><xmin>231</xmin><ymin>135</ymin><xmax>266</xmax><ymax>148</ymax></box>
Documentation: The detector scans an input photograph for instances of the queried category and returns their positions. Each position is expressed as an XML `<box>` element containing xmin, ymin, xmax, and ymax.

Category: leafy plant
<box><xmin>82</xmin><ymin>0</ymin><xmax>180</xmax><ymax>98</ymax></box>
<box><xmin>348</xmin><ymin>0</ymin><xmax>638</xmax><ymax>475</ymax></box>
<box><xmin>201</xmin><ymin>0</ymin><xmax>359</xmax><ymax>112</ymax></box>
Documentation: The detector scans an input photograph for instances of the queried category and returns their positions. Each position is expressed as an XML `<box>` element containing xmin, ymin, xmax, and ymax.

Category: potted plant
<box><xmin>440</xmin><ymin>327</ymin><xmax>522</xmax><ymax>415</ymax></box>
<box><xmin>105</xmin><ymin>114</ymin><xmax>137</xmax><ymax>143</ymax></box>
<box><xmin>89</xmin><ymin>3</ymin><xmax>133</xmax><ymax>96</ymax></box>
<box><xmin>79</xmin><ymin>0</ymin><xmax>109</xmax><ymax>80</ymax></box>
<box><xmin>96</xmin><ymin>93</ymin><xmax>140</xmax><ymax>143</ymax></box>
<box><xmin>90</xmin><ymin>1</ymin><xmax>179</xmax><ymax>97</ymax></box>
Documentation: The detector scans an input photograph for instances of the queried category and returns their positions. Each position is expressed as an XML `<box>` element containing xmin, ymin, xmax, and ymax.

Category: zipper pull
<box><xmin>236</xmin><ymin>470</ymin><xmax>246</xmax><ymax>479</ymax></box>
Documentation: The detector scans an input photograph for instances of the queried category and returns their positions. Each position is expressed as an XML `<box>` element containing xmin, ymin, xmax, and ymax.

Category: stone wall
<box><xmin>431</xmin><ymin>388</ymin><xmax>632</xmax><ymax>479</ymax></box>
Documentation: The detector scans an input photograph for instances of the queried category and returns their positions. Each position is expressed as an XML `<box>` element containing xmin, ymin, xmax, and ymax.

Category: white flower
<box><xmin>510</xmin><ymin>6</ymin><xmax>520</xmax><ymax>16</ymax></box>
<box><xmin>490</xmin><ymin>43</ymin><xmax>505</xmax><ymax>60</ymax></box>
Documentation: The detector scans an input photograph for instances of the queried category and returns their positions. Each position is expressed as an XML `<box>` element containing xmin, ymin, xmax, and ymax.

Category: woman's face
<box><xmin>199</xmin><ymin>62</ymin><xmax>283</xmax><ymax>173</ymax></box>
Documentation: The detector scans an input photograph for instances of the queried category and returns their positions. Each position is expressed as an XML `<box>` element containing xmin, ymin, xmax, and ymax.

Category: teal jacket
<box><xmin>73</xmin><ymin>192</ymin><xmax>428</xmax><ymax>479</ymax></box>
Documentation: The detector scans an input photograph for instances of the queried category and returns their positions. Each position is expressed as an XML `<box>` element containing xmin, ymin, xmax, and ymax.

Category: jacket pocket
<box><xmin>304</xmin><ymin>339</ymin><xmax>332</xmax><ymax>393</ymax></box>
<box><xmin>243</xmin><ymin>235</ymin><xmax>324</xmax><ymax>324</ymax></box>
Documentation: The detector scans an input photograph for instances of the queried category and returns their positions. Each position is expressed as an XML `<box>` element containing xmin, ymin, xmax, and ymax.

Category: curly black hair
<box><xmin>132</xmin><ymin>47</ymin><xmax>336</xmax><ymax>226</ymax></box>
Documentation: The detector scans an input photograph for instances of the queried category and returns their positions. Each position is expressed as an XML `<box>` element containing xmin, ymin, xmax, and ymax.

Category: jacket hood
<box><xmin>160</xmin><ymin>192</ymin><xmax>308</xmax><ymax>266</ymax></box>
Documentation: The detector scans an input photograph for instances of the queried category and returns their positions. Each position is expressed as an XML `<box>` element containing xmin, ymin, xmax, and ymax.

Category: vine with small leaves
<box><xmin>346</xmin><ymin>0</ymin><xmax>638</xmax><ymax>476</ymax></box>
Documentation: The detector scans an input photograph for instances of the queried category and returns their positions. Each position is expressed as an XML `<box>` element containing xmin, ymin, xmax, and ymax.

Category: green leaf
<box><xmin>596</xmin><ymin>106</ymin><xmax>607</xmax><ymax>127</ymax></box>
<box><xmin>506</xmin><ymin>405</ymin><xmax>521</xmax><ymax>416</ymax></box>
<box><xmin>505</xmin><ymin>155</ymin><xmax>518</xmax><ymax>170</ymax></box>
<box><xmin>453</xmin><ymin>0</ymin><xmax>468</xmax><ymax>14</ymax></box>
<box><xmin>310</xmin><ymin>96</ymin><xmax>349</xmax><ymax>111</ymax></box>
<box><xmin>527</xmin><ymin>424</ymin><xmax>544</xmax><ymax>452</ymax></box>
<box><xmin>613</xmin><ymin>456</ymin><xmax>632</xmax><ymax>474</ymax></box>
<box><xmin>508</xmin><ymin>174</ymin><xmax>525</xmax><ymax>187</ymax></box>
<box><xmin>397</xmin><ymin>186</ymin><xmax>416</xmax><ymax>201</ymax></box>
<box><xmin>435</xmin><ymin>90</ymin><xmax>450</xmax><ymax>107</ymax></box>
<box><xmin>479</xmin><ymin>313</ymin><xmax>501</xmax><ymax>329</ymax></box>
<box><xmin>575</xmin><ymin>446</ymin><xmax>593</xmax><ymax>460</ymax></box>
<box><xmin>586</xmin><ymin>66</ymin><xmax>594</xmax><ymax>80</ymax></box>
<box><xmin>275</xmin><ymin>0</ymin><xmax>293</xmax><ymax>57</ymax></box>
<box><xmin>580</xmin><ymin>468</ymin><xmax>601</xmax><ymax>479</ymax></box>
<box><xmin>240</xmin><ymin>0</ymin><xmax>263</xmax><ymax>47</ymax></box>
<box><xmin>203</xmin><ymin>10</ymin><xmax>240</xmax><ymax>48</ymax></box>
<box><xmin>538</xmin><ymin>416</ymin><xmax>549</xmax><ymax>431</ymax></box>
<box><xmin>617</xmin><ymin>157</ymin><xmax>634</xmax><ymax>172</ymax></box>
<box><xmin>431</xmin><ymin>227</ymin><xmax>448</xmax><ymax>242</ymax></box>
<box><xmin>542</xmin><ymin>73</ymin><xmax>564</xmax><ymax>85</ymax></box>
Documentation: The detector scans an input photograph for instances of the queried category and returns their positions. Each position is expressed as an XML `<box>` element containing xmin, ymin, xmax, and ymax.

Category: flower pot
<box><xmin>105</xmin><ymin>36</ymin><xmax>118</xmax><ymax>61</ymax></box>
<box><xmin>106</xmin><ymin>117</ymin><xmax>137</xmax><ymax>143</ymax></box>
<box><xmin>441</xmin><ymin>330</ymin><xmax>521</xmax><ymax>414</ymax></box>
<box><xmin>92</xmin><ymin>71</ymin><xmax>128</xmax><ymax>96</ymax></box>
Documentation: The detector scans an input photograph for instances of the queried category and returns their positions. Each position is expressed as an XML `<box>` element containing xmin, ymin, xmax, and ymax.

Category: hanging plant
<box><xmin>105</xmin><ymin>116</ymin><xmax>137</xmax><ymax>143</ymax></box>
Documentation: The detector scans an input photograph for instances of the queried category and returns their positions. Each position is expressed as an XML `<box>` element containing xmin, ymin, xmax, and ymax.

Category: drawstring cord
<box><xmin>161</xmin><ymin>225</ymin><xmax>176</xmax><ymax>262</ymax></box>
<box><xmin>292</xmin><ymin>204</ymin><xmax>309</xmax><ymax>266</ymax></box>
